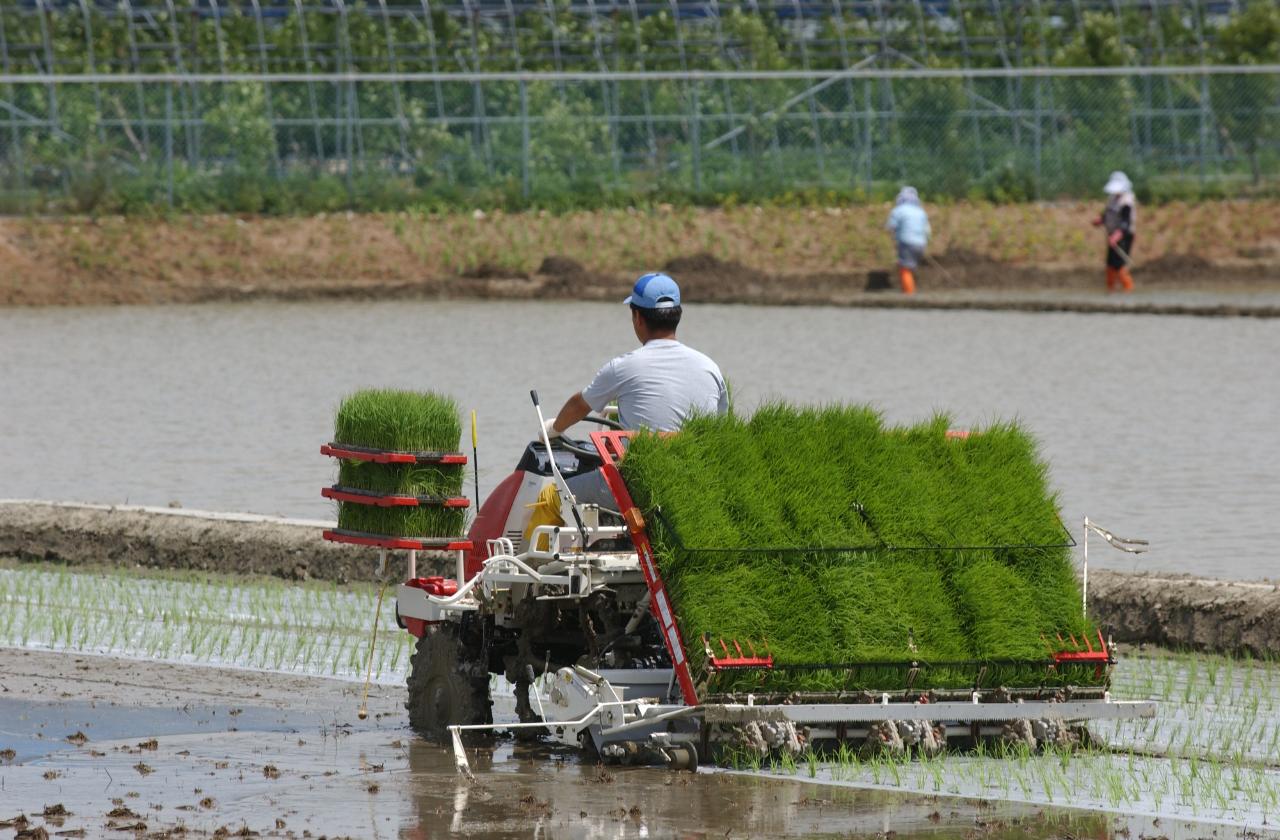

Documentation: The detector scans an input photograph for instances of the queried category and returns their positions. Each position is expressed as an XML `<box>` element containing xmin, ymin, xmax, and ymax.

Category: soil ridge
<box><xmin>2</xmin><ymin>501</ymin><xmax>1276</xmax><ymax>656</ymax></box>
<box><xmin>3</xmin><ymin>208</ymin><xmax>1279</xmax><ymax>309</ymax></box>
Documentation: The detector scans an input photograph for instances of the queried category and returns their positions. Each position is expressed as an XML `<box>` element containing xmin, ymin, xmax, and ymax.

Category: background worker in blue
<box><xmin>886</xmin><ymin>186</ymin><xmax>932</xmax><ymax>295</ymax></box>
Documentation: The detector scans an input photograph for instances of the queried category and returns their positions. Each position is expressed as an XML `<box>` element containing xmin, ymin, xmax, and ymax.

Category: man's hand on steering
<box><xmin>550</xmin><ymin>392</ymin><xmax>593</xmax><ymax>438</ymax></box>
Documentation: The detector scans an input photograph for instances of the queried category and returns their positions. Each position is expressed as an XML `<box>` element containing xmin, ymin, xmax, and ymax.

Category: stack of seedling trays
<box><xmin>321</xmin><ymin>389</ymin><xmax>471</xmax><ymax>552</ymax></box>
<box><xmin>618</xmin><ymin>404</ymin><xmax>1107</xmax><ymax>698</ymax></box>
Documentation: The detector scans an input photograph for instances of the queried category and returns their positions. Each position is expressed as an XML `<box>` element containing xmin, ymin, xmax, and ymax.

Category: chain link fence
<box><xmin>1</xmin><ymin>66</ymin><xmax>1278</xmax><ymax>211</ymax></box>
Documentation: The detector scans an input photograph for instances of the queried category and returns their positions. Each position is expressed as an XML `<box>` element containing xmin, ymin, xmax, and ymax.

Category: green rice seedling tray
<box><xmin>325</xmin><ymin>389</ymin><xmax>470</xmax><ymax>540</ymax></box>
<box><xmin>617</xmin><ymin>404</ymin><xmax>1106</xmax><ymax>694</ymax></box>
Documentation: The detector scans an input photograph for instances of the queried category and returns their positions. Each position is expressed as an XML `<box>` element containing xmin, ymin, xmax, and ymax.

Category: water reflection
<box><xmin>400</xmin><ymin>736</ymin><xmax>1125</xmax><ymax>839</ymax></box>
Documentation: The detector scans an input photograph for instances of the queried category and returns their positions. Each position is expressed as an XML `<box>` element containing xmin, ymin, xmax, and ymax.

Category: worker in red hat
<box><xmin>1093</xmin><ymin>171</ymin><xmax>1136</xmax><ymax>292</ymax></box>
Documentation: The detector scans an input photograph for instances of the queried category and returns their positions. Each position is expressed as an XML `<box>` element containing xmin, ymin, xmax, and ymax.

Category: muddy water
<box><xmin>1</xmin><ymin>299</ymin><xmax>1277</xmax><ymax>580</ymax></box>
<box><xmin>0</xmin><ymin>648</ymin><xmax>1244</xmax><ymax>840</ymax></box>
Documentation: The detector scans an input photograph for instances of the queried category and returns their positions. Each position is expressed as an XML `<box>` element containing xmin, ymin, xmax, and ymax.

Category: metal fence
<box><xmin>2</xmin><ymin>65</ymin><xmax>1278</xmax><ymax>211</ymax></box>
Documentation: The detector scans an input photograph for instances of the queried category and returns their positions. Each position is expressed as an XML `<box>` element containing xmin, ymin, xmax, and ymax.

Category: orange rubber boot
<box><xmin>1105</xmin><ymin>267</ymin><xmax>1119</xmax><ymax>292</ymax></box>
<box><xmin>1118</xmin><ymin>267</ymin><xmax>1134</xmax><ymax>292</ymax></box>
<box><xmin>899</xmin><ymin>267</ymin><xmax>916</xmax><ymax>295</ymax></box>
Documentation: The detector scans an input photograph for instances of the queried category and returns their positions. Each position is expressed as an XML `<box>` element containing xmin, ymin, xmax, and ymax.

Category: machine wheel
<box><xmin>664</xmin><ymin>743</ymin><xmax>698</xmax><ymax>772</ymax></box>
<box><xmin>406</xmin><ymin>623</ymin><xmax>492</xmax><ymax>739</ymax></box>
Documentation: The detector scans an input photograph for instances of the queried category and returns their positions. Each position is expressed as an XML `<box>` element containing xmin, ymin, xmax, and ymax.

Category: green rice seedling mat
<box><xmin>329</xmin><ymin>389</ymin><xmax>467</xmax><ymax>539</ymax></box>
<box><xmin>618</xmin><ymin>404</ymin><xmax>1104</xmax><ymax>693</ymax></box>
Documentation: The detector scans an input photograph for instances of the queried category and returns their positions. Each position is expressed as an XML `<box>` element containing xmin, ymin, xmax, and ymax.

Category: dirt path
<box><xmin>2</xmin><ymin>203</ymin><xmax>1278</xmax><ymax>308</ymax></box>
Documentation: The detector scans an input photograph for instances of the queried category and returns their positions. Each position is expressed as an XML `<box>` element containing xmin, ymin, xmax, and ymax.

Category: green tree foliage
<box><xmin>0</xmin><ymin>3</ymin><xmax>1274</xmax><ymax>213</ymax></box>
<box><xmin>1213</xmin><ymin>3</ymin><xmax>1280</xmax><ymax>182</ymax></box>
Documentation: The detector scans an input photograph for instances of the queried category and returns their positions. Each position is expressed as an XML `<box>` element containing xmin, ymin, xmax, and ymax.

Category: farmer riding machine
<box><xmin>323</xmin><ymin>392</ymin><xmax>1154</xmax><ymax>771</ymax></box>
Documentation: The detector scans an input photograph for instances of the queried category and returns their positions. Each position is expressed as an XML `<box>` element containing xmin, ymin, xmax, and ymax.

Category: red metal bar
<box><xmin>322</xmin><ymin>486</ymin><xmax>470</xmax><ymax>508</ymax></box>
<box><xmin>590</xmin><ymin>429</ymin><xmax>700</xmax><ymax>706</ymax></box>
<box><xmin>1052</xmin><ymin>629</ymin><xmax>1111</xmax><ymax>664</ymax></box>
<box><xmin>708</xmin><ymin>635</ymin><xmax>773</xmax><ymax>671</ymax></box>
<box><xmin>321</xmin><ymin>443</ymin><xmax>468</xmax><ymax>465</ymax></box>
<box><xmin>322</xmin><ymin>528</ymin><xmax>472</xmax><ymax>552</ymax></box>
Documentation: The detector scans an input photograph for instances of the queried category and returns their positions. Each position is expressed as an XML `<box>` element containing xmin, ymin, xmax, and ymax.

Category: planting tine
<box><xmin>450</xmin><ymin>727</ymin><xmax>475</xmax><ymax>782</ymax></box>
<box><xmin>719</xmin><ymin>639</ymin><xmax>731</xmax><ymax>658</ymax></box>
<box><xmin>733</xmin><ymin>639</ymin><xmax>744</xmax><ymax>658</ymax></box>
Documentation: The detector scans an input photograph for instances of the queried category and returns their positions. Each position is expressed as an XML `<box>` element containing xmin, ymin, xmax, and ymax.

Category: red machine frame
<box><xmin>591</xmin><ymin>429</ymin><xmax>701</xmax><ymax>705</ymax></box>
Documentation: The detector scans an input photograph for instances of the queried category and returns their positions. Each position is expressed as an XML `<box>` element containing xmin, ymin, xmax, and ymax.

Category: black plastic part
<box><xmin>515</xmin><ymin>439</ymin><xmax>602</xmax><ymax>479</ymax></box>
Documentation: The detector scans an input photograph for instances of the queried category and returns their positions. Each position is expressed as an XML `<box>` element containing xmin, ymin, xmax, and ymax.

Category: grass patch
<box><xmin>331</xmin><ymin>390</ymin><xmax>465</xmax><ymax>538</ymax></box>
<box><xmin>619</xmin><ymin>404</ymin><xmax>1100</xmax><ymax>691</ymax></box>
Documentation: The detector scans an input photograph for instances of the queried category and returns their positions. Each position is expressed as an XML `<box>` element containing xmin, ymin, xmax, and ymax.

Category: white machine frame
<box><xmin>393</xmin><ymin>522</ymin><xmax>1157</xmax><ymax>776</ymax></box>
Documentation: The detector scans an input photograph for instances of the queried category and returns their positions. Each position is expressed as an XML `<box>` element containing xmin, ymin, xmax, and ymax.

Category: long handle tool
<box><xmin>1109</xmin><ymin>241</ymin><xmax>1134</xmax><ymax>266</ymax></box>
<box><xmin>356</xmin><ymin>579</ymin><xmax>387</xmax><ymax>721</ymax></box>
<box><xmin>926</xmin><ymin>252</ymin><xmax>958</xmax><ymax>285</ymax></box>
<box><xmin>530</xmin><ymin>390</ymin><xmax>590</xmax><ymax>550</ymax></box>
<box><xmin>470</xmin><ymin>409</ymin><xmax>480</xmax><ymax>511</ymax></box>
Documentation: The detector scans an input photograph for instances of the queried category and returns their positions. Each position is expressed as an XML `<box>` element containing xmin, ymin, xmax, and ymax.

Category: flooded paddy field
<box><xmin>0</xmin><ymin>647</ymin><xmax>1166</xmax><ymax>839</ymax></box>
<box><xmin>3</xmin><ymin>559</ymin><xmax>1279</xmax><ymax>838</ymax></box>
<box><xmin>3</xmin><ymin>298</ymin><xmax>1279</xmax><ymax>581</ymax></box>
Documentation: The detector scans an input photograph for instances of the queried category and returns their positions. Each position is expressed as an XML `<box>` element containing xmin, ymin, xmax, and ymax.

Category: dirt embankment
<box><xmin>1090</xmin><ymin>570</ymin><xmax>1280</xmax><ymax>658</ymax></box>
<box><xmin>3</xmin><ymin>502</ymin><xmax>1279</xmax><ymax>656</ymax></box>
<box><xmin>0</xmin><ymin>501</ymin><xmax>453</xmax><ymax>584</ymax></box>
<box><xmin>2</xmin><ymin>203</ymin><xmax>1279</xmax><ymax>308</ymax></box>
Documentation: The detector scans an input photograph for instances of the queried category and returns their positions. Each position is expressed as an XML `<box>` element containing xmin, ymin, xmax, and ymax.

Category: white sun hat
<box><xmin>1104</xmin><ymin>171</ymin><xmax>1133</xmax><ymax>194</ymax></box>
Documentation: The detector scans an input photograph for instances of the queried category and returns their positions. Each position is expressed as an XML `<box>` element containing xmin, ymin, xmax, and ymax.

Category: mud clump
<box><xmin>934</xmin><ymin>246</ymin><xmax>1004</xmax><ymax>267</ymax></box>
<box><xmin>1139</xmin><ymin>252</ymin><xmax>1216</xmax><ymax>282</ymax></box>
<box><xmin>535</xmin><ymin>254</ymin><xmax>617</xmax><ymax>296</ymax></box>
<box><xmin>459</xmin><ymin>262</ymin><xmax>529</xmax><ymax>281</ymax></box>
<box><xmin>537</xmin><ymin>255</ymin><xmax>586</xmax><ymax>277</ymax></box>
<box><xmin>664</xmin><ymin>251</ymin><xmax>768</xmax><ymax>284</ymax></box>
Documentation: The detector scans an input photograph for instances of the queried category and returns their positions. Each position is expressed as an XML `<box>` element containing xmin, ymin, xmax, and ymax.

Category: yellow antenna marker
<box><xmin>470</xmin><ymin>409</ymin><xmax>480</xmax><ymax>510</ymax></box>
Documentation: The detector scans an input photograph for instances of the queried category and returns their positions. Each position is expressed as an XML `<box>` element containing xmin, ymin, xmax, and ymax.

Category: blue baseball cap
<box><xmin>623</xmin><ymin>272</ymin><xmax>681</xmax><ymax>310</ymax></box>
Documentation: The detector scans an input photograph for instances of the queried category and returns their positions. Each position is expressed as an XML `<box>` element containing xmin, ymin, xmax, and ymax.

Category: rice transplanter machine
<box><xmin>323</xmin><ymin>392</ymin><xmax>1155</xmax><ymax>772</ymax></box>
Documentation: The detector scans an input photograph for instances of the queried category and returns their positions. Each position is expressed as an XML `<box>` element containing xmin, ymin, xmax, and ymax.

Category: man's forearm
<box><xmin>552</xmin><ymin>393</ymin><xmax>593</xmax><ymax>433</ymax></box>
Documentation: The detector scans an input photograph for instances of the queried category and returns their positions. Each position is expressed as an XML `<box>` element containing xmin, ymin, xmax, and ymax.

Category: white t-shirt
<box><xmin>581</xmin><ymin>339</ymin><xmax>728</xmax><ymax>432</ymax></box>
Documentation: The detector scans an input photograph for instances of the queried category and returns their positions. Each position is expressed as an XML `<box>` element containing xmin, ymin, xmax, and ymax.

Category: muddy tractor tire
<box><xmin>406</xmin><ymin>623</ymin><xmax>492</xmax><ymax>739</ymax></box>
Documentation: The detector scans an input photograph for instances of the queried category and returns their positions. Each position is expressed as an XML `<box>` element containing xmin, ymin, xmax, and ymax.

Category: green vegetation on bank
<box><xmin>331</xmin><ymin>389</ymin><xmax>466</xmax><ymax>538</ymax></box>
<box><xmin>1</xmin><ymin>2</ymin><xmax>1270</xmax><ymax>76</ymax></box>
<box><xmin>619</xmin><ymin>405</ymin><xmax>1100</xmax><ymax>692</ymax></box>
<box><xmin>1</xmin><ymin>4</ymin><xmax>1277</xmax><ymax>213</ymax></box>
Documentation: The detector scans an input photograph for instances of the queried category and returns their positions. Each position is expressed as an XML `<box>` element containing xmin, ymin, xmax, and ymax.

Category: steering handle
<box><xmin>577</xmin><ymin>413</ymin><xmax>624</xmax><ymax>431</ymax></box>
